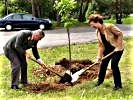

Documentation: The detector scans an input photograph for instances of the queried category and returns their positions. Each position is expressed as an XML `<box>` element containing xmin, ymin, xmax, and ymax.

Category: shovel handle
<box><xmin>102</xmin><ymin>51</ymin><xmax>115</xmax><ymax>60</ymax></box>
<box><xmin>85</xmin><ymin>51</ymin><xmax>115</xmax><ymax>71</ymax></box>
<box><xmin>28</xmin><ymin>56</ymin><xmax>46</xmax><ymax>68</ymax></box>
<box><xmin>27</xmin><ymin>56</ymin><xmax>63</xmax><ymax>78</ymax></box>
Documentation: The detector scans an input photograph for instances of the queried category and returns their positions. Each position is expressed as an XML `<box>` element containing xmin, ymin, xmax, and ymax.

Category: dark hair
<box><xmin>88</xmin><ymin>14</ymin><xmax>103</xmax><ymax>24</ymax></box>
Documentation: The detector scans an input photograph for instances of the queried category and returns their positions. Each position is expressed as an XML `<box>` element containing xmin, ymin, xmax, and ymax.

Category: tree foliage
<box><xmin>0</xmin><ymin>0</ymin><xmax>54</xmax><ymax>19</ymax></box>
<box><xmin>0</xmin><ymin>0</ymin><xmax>133</xmax><ymax>23</ymax></box>
<box><xmin>0</xmin><ymin>1</ymin><xmax>5</xmax><ymax>17</ymax></box>
<box><xmin>31</xmin><ymin>0</ymin><xmax>53</xmax><ymax>18</ymax></box>
<box><xmin>9</xmin><ymin>0</ymin><xmax>31</xmax><ymax>13</ymax></box>
<box><xmin>77</xmin><ymin>0</ymin><xmax>92</xmax><ymax>22</ymax></box>
<box><xmin>85</xmin><ymin>0</ymin><xmax>133</xmax><ymax>24</ymax></box>
<box><xmin>54</xmin><ymin>0</ymin><xmax>78</xmax><ymax>28</ymax></box>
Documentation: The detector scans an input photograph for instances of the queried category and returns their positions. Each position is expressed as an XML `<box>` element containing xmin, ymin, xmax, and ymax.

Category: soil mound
<box><xmin>28</xmin><ymin>58</ymin><xmax>112</xmax><ymax>93</ymax></box>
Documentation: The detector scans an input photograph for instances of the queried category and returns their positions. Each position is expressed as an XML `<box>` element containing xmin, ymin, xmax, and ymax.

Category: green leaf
<box><xmin>54</xmin><ymin>0</ymin><xmax>77</xmax><ymax>28</ymax></box>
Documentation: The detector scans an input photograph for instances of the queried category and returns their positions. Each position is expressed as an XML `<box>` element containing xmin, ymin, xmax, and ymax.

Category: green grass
<box><xmin>104</xmin><ymin>15</ymin><xmax>133</xmax><ymax>24</ymax></box>
<box><xmin>104</xmin><ymin>18</ymin><xmax>116</xmax><ymax>24</ymax></box>
<box><xmin>51</xmin><ymin>21</ymin><xmax>88</xmax><ymax>29</ymax></box>
<box><xmin>122</xmin><ymin>16</ymin><xmax>133</xmax><ymax>24</ymax></box>
<box><xmin>0</xmin><ymin>37</ymin><xmax>133</xmax><ymax>100</ymax></box>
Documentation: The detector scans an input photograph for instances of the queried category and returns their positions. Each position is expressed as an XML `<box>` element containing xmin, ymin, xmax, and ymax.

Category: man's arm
<box><xmin>32</xmin><ymin>42</ymin><xmax>40</xmax><ymax>60</ymax></box>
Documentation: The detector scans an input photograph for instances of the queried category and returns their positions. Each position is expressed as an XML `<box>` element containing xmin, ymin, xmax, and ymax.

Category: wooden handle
<box><xmin>27</xmin><ymin>56</ymin><xmax>63</xmax><ymax>78</ymax></box>
<box><xmin>85</xmin><ymin>51</ymin><xmax>115</xmax><ymax>71</ymax></box>
<box><xmin>102</xmin><ymin>51</ymin><xmax>115</xmax><ymax>60</ymax></box>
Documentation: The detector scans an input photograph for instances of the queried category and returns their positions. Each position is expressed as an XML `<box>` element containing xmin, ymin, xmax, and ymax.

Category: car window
<box><xmin>12</xmin><ymin>14</ymin><xmax>22</xmax><ymax>20</ymax></box>
<box><xmin>3</xmin><ymin>14</ymin><xmax>13</xmax><ymax>20</ymax></box>
<box><xmin>22</xmin><ymin>14</ymin><xmax>34</xmax><ymax>20</ymax></box>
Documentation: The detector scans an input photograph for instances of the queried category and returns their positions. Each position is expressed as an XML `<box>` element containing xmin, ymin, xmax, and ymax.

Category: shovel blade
<box><xmin>71</xmin><ymin>69</ymin><xmax>85</xmax><ymax>83</ymax></box>
<box><xmin>59</xmin><ymin>73</ymin><xmax>72</xmax><ymax>83</ymax></box>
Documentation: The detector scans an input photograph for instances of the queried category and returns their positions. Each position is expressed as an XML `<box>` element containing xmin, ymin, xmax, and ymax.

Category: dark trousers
<box><xmin>3</xmin><ymin>48</ymin><xmax>27</xmax><ymax>86</ymax></box>
<box><xmin>98</xmin><ymin>50</ymin><xmax>123</xmax><ymax>87</ymax></box>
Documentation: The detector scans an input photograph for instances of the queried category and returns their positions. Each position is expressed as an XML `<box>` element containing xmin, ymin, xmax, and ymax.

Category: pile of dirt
<box><xmin>26</xmin><ymin>83</ymin><xmax>71</xmax><ymax>93</ymax></box>
<box><xmin>28</xmin><ymin>58</ymin><xmax>112</xmax><ymax>93</ymax></box>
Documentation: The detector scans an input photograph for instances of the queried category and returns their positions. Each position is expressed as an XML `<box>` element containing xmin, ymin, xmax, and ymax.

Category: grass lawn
<box><xmin>104</xmin><ymin>15</ymin><xmax>133</xmax><ymax>24</ymax></box>
<box><xmin>0</xmin><ymin>37</ymin><xmax>133</xmax><ymax>100</ymax></box>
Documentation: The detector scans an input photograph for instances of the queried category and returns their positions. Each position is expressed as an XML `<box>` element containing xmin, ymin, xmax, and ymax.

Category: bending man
<box><xmin>3</xmin><ymin>29</ymin><xmax>45</xmax><ymax>89</ymax></box>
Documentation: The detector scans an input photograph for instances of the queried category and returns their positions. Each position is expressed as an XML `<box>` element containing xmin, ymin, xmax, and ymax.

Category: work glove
<box><xmin>37</xmin><ymin>58</ymin><xmax>44</xmax><ymax>65</ymax></box>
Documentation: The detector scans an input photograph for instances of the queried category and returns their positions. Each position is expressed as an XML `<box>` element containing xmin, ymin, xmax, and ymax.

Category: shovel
<box><xmin>27</xmin><ymin>56</ymin><xmax>63</xmax><ymax>78</ymax></box>
<box><xmin>62</xmin><ymin>50</ymin><xmax>115</xmax><ymax>83</ymax></box>
<box><xmin>27</xmin><ymin>55</ymin><xmax>73</xmax><ymax>85</ymax></box>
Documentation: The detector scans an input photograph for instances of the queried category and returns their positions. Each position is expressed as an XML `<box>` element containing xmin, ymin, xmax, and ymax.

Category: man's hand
<box><xmin>37</xmin><ymin>58</ymin><xmax>44</xmax><ymax>65</ymax></box>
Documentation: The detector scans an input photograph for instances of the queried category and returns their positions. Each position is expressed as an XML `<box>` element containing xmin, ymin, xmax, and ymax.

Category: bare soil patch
<box><xmin>27</xmin><ymin>58</ymin><xmax>112</xmax><ymax>93</ymax></box>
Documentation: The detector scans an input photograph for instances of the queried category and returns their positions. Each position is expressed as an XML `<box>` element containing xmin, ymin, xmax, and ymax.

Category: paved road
<box><xmin>0</xmin><ymin>24</ymin><xmax>133</xmax><ymax>55</ymax></box>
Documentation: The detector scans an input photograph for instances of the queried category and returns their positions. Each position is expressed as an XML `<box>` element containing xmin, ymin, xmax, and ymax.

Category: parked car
<box><xmin>0</xmin><ymin>13</ymin><xmax>52</xmax><ymax>31</ymax></box>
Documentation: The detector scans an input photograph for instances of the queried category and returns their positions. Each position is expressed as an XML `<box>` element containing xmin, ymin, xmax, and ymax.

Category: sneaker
<box><xmin>113</xmin><ymin>86</ymin><xmax>122</xmax><ymax>90</ymax></box>
<box><xmin>11</xmin><ymin>85</ymin><xmax>20</xmax><ymax>90</ymax></box>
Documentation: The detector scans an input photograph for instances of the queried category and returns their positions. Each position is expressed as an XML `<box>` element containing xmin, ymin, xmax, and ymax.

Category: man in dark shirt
<box><xmin>3</xmin><ymin>29</ymin><xmax>45</xmax><ymax>89</ymax></box>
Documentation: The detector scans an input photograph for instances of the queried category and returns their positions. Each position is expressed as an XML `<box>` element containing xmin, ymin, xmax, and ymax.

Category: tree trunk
<box><xmin>67</xmin><ymin>28</ymin><xmax>71</xmax><ymax>69</ymax></box>
<box><xmin>78</xmin><ymin>0</ymin><xmax>84</xmax><ymax>22</ymax></box>
<box><xmin>56</xmin><ymin>14</ymin><xmax>61</xmax><ymax>26</ymax></box>
<box><xmin>31</xmin><ymin>0</ymin><xmax>36</xmax><ymax>17</ymax></box>
<box><xmin>78</xmin><ymin>0</ymin><xmax>91</xmax><ymax>22</ymax></box>
<box><xmin>115</xmin><ymin>0</ymin><xmax>122</xmax><ymax>24</ymax></box>
<box><xmin>31</xmin><ymin>0</ymin><xmax>41</xmax><ymax>17</ymax></box>
<box><xmin>52</xmin><ymin>0</ymin><xmax>57</xmax><ymax>20</ymax></box>
<box><xmin>82</xmin><ymin>0</ymin><xmax>91</xmax><ymax>21</ymax></box>
<box><xmin>4</xmin><ymin>0</ymin><xmax>8</xmax><ymax>15</ymax></box>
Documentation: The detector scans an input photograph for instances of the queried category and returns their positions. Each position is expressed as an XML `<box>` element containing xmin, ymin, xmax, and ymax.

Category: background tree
<box><xmin>31</xmin><ymin>0</ymin><xmax>53</xmax><ymax>18</ymax></box>
<box><xmin>4</xmin><ymin>0</ymin><xmax>8</xmax><ymax>15</ymax></box>
<box><xmin>78</xmin><ymin>0</ymin><xmax>91</xmax><ymax>22</ymax></box>
<box><xmin>0</xmin><ymin>0</ymin><xmax>133</xmax><ymax>23</ymax></box>
<box><xmin>0</xmin><ymin>0</ymin><xmax>54</xmax><ymax>19</ymax></box>
<box><xmin>114</xmin><ymin>0</ymin><xmax>122</xmax><ymax>24</ymax></box>
<box><xmin>86</xmin><ymin>0</ymin><xmax>133</xmax><ymax>24</ymax></box>
<box><xmin>10</xmin><ymin>0</ymin><xmax>31</xmax><ymax>13</ymax></box>
<box><xmin>0</xmin><ymin>0</ymin><xmax>5</xmax><ymax>17</ymax></box>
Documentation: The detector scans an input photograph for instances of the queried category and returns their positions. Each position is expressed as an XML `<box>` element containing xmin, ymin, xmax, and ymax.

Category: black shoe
<box><xmin>113</xmin><ymin>86</ymin><xmax>122</xmax><ymax>91</ymax></box>
<box><xmin>11</xmin><ymin>85</ymin><xmax>20</xmax><ymax>90</ymax></box>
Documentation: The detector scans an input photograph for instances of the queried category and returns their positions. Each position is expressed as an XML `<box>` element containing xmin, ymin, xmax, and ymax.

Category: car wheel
<box><xmin>39</xmin><ymin>24</ymin><xmax>45</xmax><ymax>30</ymax></box>
<box><xmin>5</xmin><ymin>24</ymin><xmax>12</xmax><ymax>31</ymax></box>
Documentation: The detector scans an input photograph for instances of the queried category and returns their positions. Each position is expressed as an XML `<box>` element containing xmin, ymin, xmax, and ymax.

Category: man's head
<box><xmin>32</xmin><ymin>29</ymin><xmax>45</xmax><ymax>41</ymax></box>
